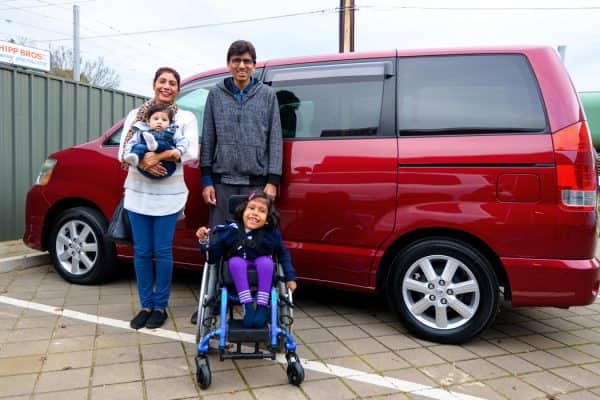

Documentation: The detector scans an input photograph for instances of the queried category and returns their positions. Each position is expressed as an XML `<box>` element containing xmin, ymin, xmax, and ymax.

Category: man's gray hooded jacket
<box><xmin>200</xmin><ymin>78</ymin><xmax>282</xmax><ymax>187</ymax></box>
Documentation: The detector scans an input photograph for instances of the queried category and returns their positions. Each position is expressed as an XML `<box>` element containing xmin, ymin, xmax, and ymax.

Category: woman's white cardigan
<box><xmin>118</xmin><ymin>108</ymin><xmax>198</xmax><ymax>216</ymax></box>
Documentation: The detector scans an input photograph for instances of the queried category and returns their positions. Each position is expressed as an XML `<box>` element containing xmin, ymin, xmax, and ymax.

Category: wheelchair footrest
<box><xmin>227</xmin><ymin>319</ymin><xmax>270</xmax><ymax>343</ymax></box>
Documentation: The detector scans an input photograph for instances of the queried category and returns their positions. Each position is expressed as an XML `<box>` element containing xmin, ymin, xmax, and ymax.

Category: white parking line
<box><xmin>0</xmin><ymin>295</ymin><xmax>487</xmax><ymax>400</ymax></box>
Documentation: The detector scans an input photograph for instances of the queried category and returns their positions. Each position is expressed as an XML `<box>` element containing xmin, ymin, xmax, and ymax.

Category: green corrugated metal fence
<box><xmin>0</xmin><ymin>64</ymin><xmax>148</xmax><ymax>241</ymax></box>
<box><xmin>580</xmin><ymin>91</ymin><xmax>600</xmax><ymax>149</ymax></box>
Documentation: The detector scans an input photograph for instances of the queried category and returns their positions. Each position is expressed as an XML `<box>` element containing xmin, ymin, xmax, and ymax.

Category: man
<box><xmin>200</xmin><ymin>39</ymin><xmax>282</xmax><ymax>226</ymax></box>
<box><xmin>193</xmin><ymin>40</ymin><xmax>283</xmax><ymax>325</ymax></box>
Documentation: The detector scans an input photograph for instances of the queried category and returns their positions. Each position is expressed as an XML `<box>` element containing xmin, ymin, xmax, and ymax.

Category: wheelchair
<box><xmin>193</xmin><ymin>197</ymin><xmax>304</xmax><ymax>390</ymax></box>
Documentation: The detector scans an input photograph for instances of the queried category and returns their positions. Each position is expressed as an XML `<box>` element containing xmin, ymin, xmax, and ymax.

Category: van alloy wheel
<box><xmin>49</xmin><ymin>207</ymin><xmax>117</xmax><ymax>284</ymax></box>
<box><xmin>388</xmin><ymin>238</ymin><xmax>499</xmax><ymax>344</ymax></box>
<box><xmin>55</xmin><ymin>219</ymin><xmax>99</xmax><ymax>276</ymax></box>
<box><xmin>402</xmin><ymin>254</ymin><xmax>480</xmax><ymax>331</ymax></box>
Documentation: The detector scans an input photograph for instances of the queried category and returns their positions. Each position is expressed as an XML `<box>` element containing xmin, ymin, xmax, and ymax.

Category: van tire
<box><xmin>49</xmin><ymin>207</ymin><xmax>117</xmax><ymax>284</ymax></box>
<box><xmin>387</xmin><ymin>238</ymin><xmax>499</xmax><ymax>344</ymax></box>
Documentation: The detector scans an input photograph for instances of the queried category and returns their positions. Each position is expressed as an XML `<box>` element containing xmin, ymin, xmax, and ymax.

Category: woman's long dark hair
<box><xmin>233</xmin><ymin>191</ymin><xmax>280</xmax><ymax>228</ymax></box>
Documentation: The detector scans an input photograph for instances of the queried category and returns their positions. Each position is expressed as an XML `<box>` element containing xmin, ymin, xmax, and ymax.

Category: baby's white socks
<box><xmin>124</xmin><ymin>153</ymin><xmax>139</xmax><ymax>166</ymax></box>
<box><xmin>143</xmin><ymin>132</ymin><xmax>158</xmax><ymax>151</ymax></box>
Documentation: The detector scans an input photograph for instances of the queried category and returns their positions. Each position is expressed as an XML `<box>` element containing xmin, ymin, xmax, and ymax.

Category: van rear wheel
<box><xmin>387</xmin><ymin>238</ymin><xmax>499</xmax><ymax>344</ymax></box>
<box><xmin>49</xmin><ymin>207</ymin><xmax>117</xmax><ymax>284</ymax></box>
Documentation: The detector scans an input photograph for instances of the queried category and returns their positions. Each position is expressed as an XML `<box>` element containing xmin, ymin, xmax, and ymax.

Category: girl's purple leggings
<box><xmin>228</xmin><ymin>256</ymin><xmax>274</xmax><ymax>306</ymax></box>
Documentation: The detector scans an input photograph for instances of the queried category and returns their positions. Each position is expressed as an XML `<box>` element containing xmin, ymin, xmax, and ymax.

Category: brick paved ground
<box><xmin>0</xmin><ymin>262</ymin><xmax>599</xmax><ymax>400</ymax></box>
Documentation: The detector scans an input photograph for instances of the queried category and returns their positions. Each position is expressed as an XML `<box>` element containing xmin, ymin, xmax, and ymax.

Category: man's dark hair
<box><xmin>145</xmin><ymin>103</ymin><xmax>174</xmax><ymax>123</ymax></box>
<box><xmin>227</xmin><ymin>40</ymin><xmax>256</xmax><ymax>63</ymax></box>
<box><xmin>153</xmin><ymin>67</ymin><xmax>181</xmax><ymax>89</ymax></box>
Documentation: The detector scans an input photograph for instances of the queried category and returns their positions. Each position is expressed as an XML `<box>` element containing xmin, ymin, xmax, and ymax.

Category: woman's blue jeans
<box><xmin>127</xmin><ymin>210</ymin><xmax>179</xmax><ymax>310</ymax></box>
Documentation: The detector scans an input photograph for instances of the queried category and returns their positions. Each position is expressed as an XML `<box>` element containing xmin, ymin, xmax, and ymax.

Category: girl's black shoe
<box><xmin>243</xmin><ymin>303</ymin><xmax>255</xmax><ymax>328</ymax></box>
<box><xmin>145</xmin><ymin>310</ymin><xmax>168</xmax><ymax>329</ymax></box>
<box><xmin>253</xmin><ymin>305</ymin><xmax>267</xmax><ymax>328</ymax></box>
<box><xmin>130</xmin><ymin>310</ymin><xmax>152</xmax><ymax>330</ymax></box>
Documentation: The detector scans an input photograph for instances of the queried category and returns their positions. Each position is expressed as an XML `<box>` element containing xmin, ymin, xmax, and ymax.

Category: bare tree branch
<box><xmin>50</xmin><ymin>46</ymin><xmax>120</xmax><ymax>89</ymax></box>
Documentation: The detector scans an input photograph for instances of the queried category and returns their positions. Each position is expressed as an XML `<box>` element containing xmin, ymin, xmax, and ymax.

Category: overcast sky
<box><xmin>2</xmin><ymin>0</ymin><xmax>599</xmax><ymax>96</ymax></box>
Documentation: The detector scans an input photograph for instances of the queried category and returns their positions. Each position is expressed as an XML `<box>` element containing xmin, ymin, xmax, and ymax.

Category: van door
<box><xmin>395</xmin><ymin>54</ymin><xmax>552</xmax><ymax>256</ymax></box>
<box><xmin>265</xmin><ymin>59</ymin><xmax>397</xmax><ymax>288</ymax></box>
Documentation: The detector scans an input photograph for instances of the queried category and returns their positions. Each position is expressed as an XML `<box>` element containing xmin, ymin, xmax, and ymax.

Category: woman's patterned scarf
<box><xmin>120</xmin><ymin>99</ymin><xmax>179</xmax><ymax>170</ymax></box>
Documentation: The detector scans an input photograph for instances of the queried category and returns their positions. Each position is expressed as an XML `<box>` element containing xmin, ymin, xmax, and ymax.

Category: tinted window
<box><xmin>273</xmin><ymin>76</ymin><xmax>384</xmax><ymax>139</ymax></box>
<box><xmin>176</xmin><ymin>85</ymin><xmax>212</xmax><ymax>137</ymax></box>
<box><xmin>397</xmin><ymin>55</ymin><xmax>547</xmax><ymax>134</ymax></box>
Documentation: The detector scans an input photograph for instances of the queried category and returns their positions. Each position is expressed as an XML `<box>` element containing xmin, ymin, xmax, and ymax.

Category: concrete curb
<box><xmin>0</xmin><ymin>252</ymin><xmax>51</xmax><ymax>273</ymax></box>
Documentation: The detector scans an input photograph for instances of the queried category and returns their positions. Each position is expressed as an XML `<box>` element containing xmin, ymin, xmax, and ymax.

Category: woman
<box><xmin>118</xmin><ymin>67</ymin><xmax>198</xmax><ymax>330</ymax></box>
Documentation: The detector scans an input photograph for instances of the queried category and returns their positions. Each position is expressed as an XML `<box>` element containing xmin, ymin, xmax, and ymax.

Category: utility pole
<box><xmin>557</xmin><ymin>45</ymin><xmax>567</xmax><ymax>63</ymax></box>
<box><xmin>338</xmin><ymin>0</ymin><xmax>355</xmax><ymax>53</ymax></box>
<box><xmin>73</xmin><ymin>5</ymin><xmax>80</xmax><ymax>81</ymax></box>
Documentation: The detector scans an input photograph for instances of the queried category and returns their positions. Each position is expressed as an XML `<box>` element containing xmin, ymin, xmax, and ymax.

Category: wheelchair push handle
<box><xmin>196</xmin><ymin>227</ymin><xmax>212</xmax><ymax>259</ymax></box>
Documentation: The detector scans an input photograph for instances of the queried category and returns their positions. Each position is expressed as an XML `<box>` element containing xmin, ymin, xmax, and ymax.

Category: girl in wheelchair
<box><xmin>196</xmin><ymin>191</ymin><xmax>297</xmax><ymax>329</ymax></box>
<box><xmin>194</xmin><ymin>191</ymin><xmax>303</xmax><ymax>388</ymax></box>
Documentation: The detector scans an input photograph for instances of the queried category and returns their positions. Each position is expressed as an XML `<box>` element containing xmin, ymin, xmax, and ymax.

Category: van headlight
<box><xmin>35</xmin><ymin>159</ymin><xmax>57</xmax><ymax>186</ymax></box>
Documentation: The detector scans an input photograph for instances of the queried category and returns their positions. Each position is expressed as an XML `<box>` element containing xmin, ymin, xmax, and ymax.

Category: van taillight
<box><xmin>552</xmin><ymin>122</ymin><xmax>597</xmax><ymax>210</ymax></box>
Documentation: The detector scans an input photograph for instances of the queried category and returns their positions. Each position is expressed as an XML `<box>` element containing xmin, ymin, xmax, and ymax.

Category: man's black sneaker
<box><xmin>146</xmin><ymin>310</ymin><xmax>168</xmax><ymax>329</ymax></box>
<box><xmin>130</xmin><ymin>310</ymin><xmax>152</xmax><ymax>330</ymax></box>
<box><xmin>191</xmin><ymin>310</ymin><xmax>198</xmax><ymax>325</ymax></box>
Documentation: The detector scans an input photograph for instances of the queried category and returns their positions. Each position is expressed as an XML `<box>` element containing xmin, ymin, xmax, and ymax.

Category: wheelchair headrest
<box><xmin>228</xmin><ymin>194</ymin><xmax>248</xmax><ymax>214</ymax></box>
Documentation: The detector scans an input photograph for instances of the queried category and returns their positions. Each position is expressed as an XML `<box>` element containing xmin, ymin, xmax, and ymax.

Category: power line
<box><xmin>359</xmin><ymin>2</ymin><xmax>600</xmax><ymax>11</ymax></box>
<box><xmin>0</xmin><ymin>0</ymin><xmax>95</xmax><ymax>11</ymax></box>
<box><xmin>35</xmin><ymin>7</ymin><xmax>340</xmax><ymax>42</ymax></box>
<box><xmin>47</xmin><ymin>1</ymin><xmax>198</xmax><ymax>68</ymax></box>
<box><xmin>1</xmin><ymin>18</ymin><xmax>71</xmax><ymax>37</ymax></box>
<box><xmin>1</xmin><ymin>3</ymin><xmax>197</xmax><ymax>70</ymax></box>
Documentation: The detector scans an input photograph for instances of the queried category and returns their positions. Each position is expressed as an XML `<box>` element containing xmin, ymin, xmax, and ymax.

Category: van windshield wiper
<box><xmin>399</xmin><ymin>127</ymin><xmax>545</xmax><ymax>135</ymax></box>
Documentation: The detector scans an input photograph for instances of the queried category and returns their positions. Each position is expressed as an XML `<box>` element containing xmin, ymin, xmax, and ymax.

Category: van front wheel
<box><xmin>49</xmin><ymin>207</ymin><xmax>117</xmax><ymax>284</ymax></box>
<box><xmin>387</xmin><ymin>238</ymin><xmax>499</xmax><ymax>344</ymax></box>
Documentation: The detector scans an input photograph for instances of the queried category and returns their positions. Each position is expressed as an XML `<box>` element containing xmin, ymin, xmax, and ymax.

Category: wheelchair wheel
<box><xmin>195</xmin><ymin>263</ymin><xmax>218</xmax><ymax>343</ymax></box>
<box><xmin>276</xmin><ymin>266</ymin><xmax>294</xmax><ymax>326</ymax></box>
<box><xmin>196</xmin><ymin>364</ymin><xmax>211</xmax><ymax>389</ymax></box>
<box><xmin>287</xmin><ymin>361</ymin><xmax>304</xmax><ymax>386</ymax></box>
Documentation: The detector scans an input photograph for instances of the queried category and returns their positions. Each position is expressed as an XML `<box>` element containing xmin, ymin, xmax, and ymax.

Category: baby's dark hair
<box><xmin>233</xmin><ymin>191</ymin><xmax>280</xmax><ymax>228</ymax></box>
<box><xmin>145</xmin><ymin>103</ymin><xmax>174</xmax><ymax>123</ymax></box>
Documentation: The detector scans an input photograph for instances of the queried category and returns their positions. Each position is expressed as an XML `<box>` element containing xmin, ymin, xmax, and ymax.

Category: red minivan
<box><xmin>24</xmin><ymin>46</ymin><xmax>599</xmax><ymax>344</ymax></box>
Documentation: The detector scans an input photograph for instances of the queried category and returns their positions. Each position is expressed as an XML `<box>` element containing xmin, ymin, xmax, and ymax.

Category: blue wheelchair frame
<box><xmin>194</xmin><ymin>261</ymin><xmax>304</xmax><ymax>389</ymax></box>
<box><xmin>197</xmin><ymin>286</ymin><xmax>298</xmax><ymax>357</ymax></box>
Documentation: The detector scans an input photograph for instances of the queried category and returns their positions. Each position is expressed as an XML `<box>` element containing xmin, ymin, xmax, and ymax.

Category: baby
<box><xmin>124</xmin><ymin>103</ymin><xmax>186</xmax><ymax>179</ymax></box>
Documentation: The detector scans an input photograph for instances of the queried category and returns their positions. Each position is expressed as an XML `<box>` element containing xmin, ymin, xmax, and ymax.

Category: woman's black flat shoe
<box><xmin>130</xmin><ymin>310</ymin><xmax>152</xmax><ymax>330</ymax></box>
<box><xmin>145</xmin><ymin>310</ymin><xmax>168</xmax><ymax>329</ymax></box>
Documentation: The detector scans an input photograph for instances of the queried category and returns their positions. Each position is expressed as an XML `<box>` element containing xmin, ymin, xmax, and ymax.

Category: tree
<box><xmin>50</xmin><ymin>46</ymin><xmax>120</xmax><ymax>89</ymax></box>
<box><xmin>6</xmin><ymin>36</ymin><xmax>35</xmax><ymax>46</ymax></box>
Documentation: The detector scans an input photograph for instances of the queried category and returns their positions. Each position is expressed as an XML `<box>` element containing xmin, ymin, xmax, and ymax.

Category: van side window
<box><xmin>176</xmin><ymin>86</ymin><xmax>212</xmax><ymax>138</ymax></box>
<box><xmin>273</xmin><ymin>77</ymin><xmax>384</xmax><ymax>139</ymax></box>
<box><xmin>397</xmin><ymin>55</ymin><xmax>547</xmax><ymax>135</ymax></box>
<box><xmin>175</xmin><ymin>75</ymin><xmax>227</xmax><ymax>139</ymax></box>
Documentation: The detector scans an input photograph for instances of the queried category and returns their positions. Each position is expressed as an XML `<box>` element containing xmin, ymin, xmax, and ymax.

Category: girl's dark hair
<box><xmin>227</xmin><ymin>40</ymin><xmax>257</xmax><ymax>63</ymax></box>
<box><xmin>153</xmin><ymin>67</ymin><xmax>181</xmax><ymax>89</ymax></box>
<box><xmin>233</xmin><ymin>191</ymin><xmax>279</xmax><ymax>228</ymax></box>
<box><xmin>145</xmin><ymin>103</ymin><xmax>174</xmax><ymax>123</ymax></box>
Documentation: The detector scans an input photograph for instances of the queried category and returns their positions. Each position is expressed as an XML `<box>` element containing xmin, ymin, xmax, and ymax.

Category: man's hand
<box><xmin>196</xmin><ymin>226</ymin><xmax>210</xmax><ymax>243</ymax></box>
<box><xmin>264</xmin><ymin>183</ymin><xmax>277</xmax><ymax>199</ymax></box>
<box><xmin>286</xmin><ymin>280</ymin><xmax>297</xmax><ymax>292</ymax></box>
<box><xmin>202</xmin><ymin>185</ymin><xmax>217</xmax><ymax>206</ymax></box>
